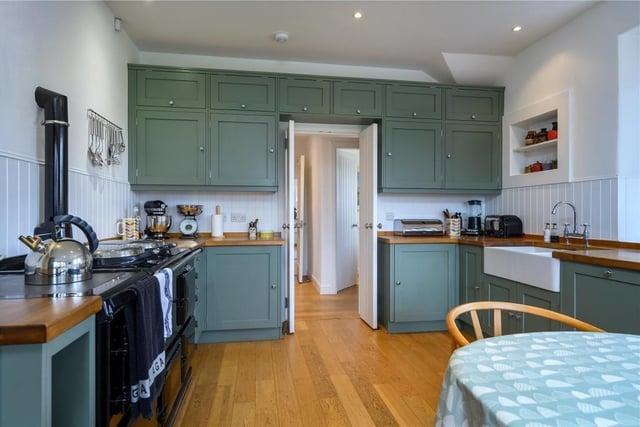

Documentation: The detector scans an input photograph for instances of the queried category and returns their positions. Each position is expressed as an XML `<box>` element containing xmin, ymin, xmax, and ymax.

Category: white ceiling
<box><xmin>105</xmin><ymin>0</ymin><xmax>599</xmax><ymax>85</ymax></box>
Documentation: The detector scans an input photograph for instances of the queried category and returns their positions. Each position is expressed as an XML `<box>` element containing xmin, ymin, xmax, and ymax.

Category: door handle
<box><xmin>352</xmin><ymin>224</ymin><xmax>359</xmax><ymax>228</ymax></box>
<box><xmin>377</xmin><ymin>223</ymin><xmax>383</xmax><ymax>229</ymax></box>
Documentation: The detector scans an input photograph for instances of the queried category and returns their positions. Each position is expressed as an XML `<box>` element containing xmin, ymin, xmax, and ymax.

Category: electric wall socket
<box><xmin>230</xmin><ymin>213</ymin><xmax>246</xmax><ymax>223</ymax></box>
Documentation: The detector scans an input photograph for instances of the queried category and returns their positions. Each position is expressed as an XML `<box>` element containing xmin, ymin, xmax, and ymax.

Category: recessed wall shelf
<box><xmin>513</xmin><ymin>139</ymin><xmax>557</xmax><ymax>153</ymax></box>
<box><xmin>502</xmin><ymin>90</ymin><xmax>572</xmax><ymax>188</ymax></box>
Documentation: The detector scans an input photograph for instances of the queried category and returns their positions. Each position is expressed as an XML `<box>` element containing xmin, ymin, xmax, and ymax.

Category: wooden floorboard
<box><xmin>177</xmin><ymin>282</ymin><xmax>453</xmax><ymax>426</ymax></box>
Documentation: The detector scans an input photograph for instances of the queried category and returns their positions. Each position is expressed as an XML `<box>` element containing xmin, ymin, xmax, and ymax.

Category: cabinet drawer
<box><xmin>385</xmin><ymin>85</ymin><xmax>442</xmax><ymax>119</ymax></box>
<box><xmin>279</xmin><ymin>78</ymin><xmax>331</xmax><ymax>114</ymax></box>
<box><xmin>211</xmin><ymin>74</ymin><xmax>276</xmax><ymax>111</ymax></box>
<box><xmin>333</xmin><ymin>81</ymin><xmax>383</xmax><ymax>116</ymax></box>
<box><xmin>136</xmin><ymin>70</ymin><xmax>206</xmax><ymax>109</ymax></box>
<box><xmin>445</xmin><ymin>88</ymin><xmax>502</xmax><ymax>122</ymax></box>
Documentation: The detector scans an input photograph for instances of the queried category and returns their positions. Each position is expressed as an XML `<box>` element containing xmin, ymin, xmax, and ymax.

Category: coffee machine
<box><xmin>466</xmin><ymin>200</ymin><xmax>482</xmax><ymax>235</ymax></box>
<box><xmin>144</xmin><ymin>200</ymin><xmax>172</xmax><ymax>240</ymax></box>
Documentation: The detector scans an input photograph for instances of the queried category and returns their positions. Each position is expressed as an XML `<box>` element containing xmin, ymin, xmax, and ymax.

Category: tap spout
<box><xmin>551</xmin><ymin>201</ymin><xmax>577</xmax><ymax>234</ymax></box>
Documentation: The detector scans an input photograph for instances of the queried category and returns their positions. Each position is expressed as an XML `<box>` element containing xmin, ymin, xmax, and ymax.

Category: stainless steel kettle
<box><xmin>19</xmin><ymin>215</ymin><xmax>99</xmax><ymax>285</ymax></box>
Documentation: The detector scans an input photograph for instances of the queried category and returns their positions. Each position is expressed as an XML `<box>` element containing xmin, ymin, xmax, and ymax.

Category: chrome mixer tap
<box><xmin>551</xmin><ymin>201</ymin><xmax>590</xmax><ymax>246</ymax></box>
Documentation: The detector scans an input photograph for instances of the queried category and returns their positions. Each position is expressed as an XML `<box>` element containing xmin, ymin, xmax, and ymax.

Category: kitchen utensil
<box><xmin>177</xmin><ymin>204</ymin><xmax>203</xmax><ymax>239</ymax></box>
<box><xmin>144</xmin><ymin>200</ymin><xmax>172</xmax><ymax>239</ymax></box>
<box><xmin>19</xmin><ymin>215</ymin><xmax>99</xmax><ymax>285</ymax></box>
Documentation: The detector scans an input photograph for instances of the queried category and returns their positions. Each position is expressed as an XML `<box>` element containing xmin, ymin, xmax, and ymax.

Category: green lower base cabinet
<box><xmin>485</xmin><ymin>274</ymin><xmax>561</xmax><ymax>335</ymax></box>
<box><xmin>200</xmin><ymin>246</ymin><xmax>282</xmax><ymax>343</ymax></box>
<box><xmin>458</xmin><ymin>244</ymin><xmax>488</xmax><ymax>330</ymax></box>
<box><xmin>378</xmin><ymin>243</ymin><xmax>457</xmax><ymax>333</ymax></box>
<box><xmin>0</xmin><ymin>317</ymin><xmax>95</xmax><ymax>427</ymax></box>
<box><xmin>561</xmin><ymin>261</ymin><xmax>640</xmax><ymax>334</ymax></box>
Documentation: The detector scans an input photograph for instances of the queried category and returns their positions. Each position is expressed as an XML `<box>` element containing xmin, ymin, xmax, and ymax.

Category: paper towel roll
<box><xmin>212</xmin><ymin>214</ymin><xmax>224</xmax><ymax>237</ymax></box>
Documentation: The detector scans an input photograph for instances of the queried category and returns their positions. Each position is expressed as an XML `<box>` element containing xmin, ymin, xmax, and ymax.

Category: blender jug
<box><xmin>467</xmin><ymin>200</ymin><xmax>482</xmax><ymax>235</ymax></box>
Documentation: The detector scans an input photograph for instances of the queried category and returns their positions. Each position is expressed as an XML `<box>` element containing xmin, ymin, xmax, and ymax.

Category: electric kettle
<box><xmin>19</xmin><ymin>215</ymin><xmax>99</xmax><ymax>285</ymax></box>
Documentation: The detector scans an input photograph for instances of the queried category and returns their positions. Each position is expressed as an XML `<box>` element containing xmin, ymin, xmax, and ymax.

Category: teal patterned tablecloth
<box><xmin>435</xmin><ymin>332</ymin><xmax>640</xmax><ymax>426</ymax></box>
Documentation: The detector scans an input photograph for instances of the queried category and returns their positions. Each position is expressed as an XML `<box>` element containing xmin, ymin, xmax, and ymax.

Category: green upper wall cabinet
<box><xmin>134</xmin><ymin>110</ymin><xmax>207</xmax><ymax>185</ymax></box>
<box><xmin>278</xmin><ymin>78</ymin><xmax>331</xmax><ymax>114</ymax></box>
<box><xmin>381</xmin><ymin>120</ymin><xmax>443</xmax><ymax>190</ymax></box>
<box><xmin>136</xmin><ymin>69</ymin><xmax>206</xmax><ymax>109</ymax></box>
<box><xmin>333</xmin><ymin>81</ymin><xmax>383</xmax><ymax>116</ymax></box>
<box><xmin>210</xmin><ymin>113</ymin><xmax>277</xmax><ymax>188</ymax></box>
<box><xmin>385</xmin><ymin>85</ymin><xmax>442</xmax><ymax>119</ymax></box>
<box><xmin>210</xmin><ymin>74</ymin><xmax>276</xmax><ymax>112</ymax></box>
<box><xmin>445</xmin><ymin>88</ymin><xmax>502</xmax><ymax>122</ymax></box>
<box><xmin>444</xmin><ymin>123</ymin><xmax>501</xmax><ymax>190</ymax></box>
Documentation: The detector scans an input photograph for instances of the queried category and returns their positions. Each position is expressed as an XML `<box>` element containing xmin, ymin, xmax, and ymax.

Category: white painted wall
<box><xmin>487</xmin><ymin>1</ymin><xmax>640</xmax><ymax>242</ymax></box>
<box><xmin>0</xmin><ymin>2</ymin><xmax>138</xmax><ymax>257</ymax></box>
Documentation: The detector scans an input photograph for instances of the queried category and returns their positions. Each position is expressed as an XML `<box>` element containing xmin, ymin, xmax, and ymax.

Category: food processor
<box><xmin>144</xmin><ymin>200</ymin><xmax>172</xmax><ymax>240</ymax></box>
<box><xmin>466</xmin><ymin>200</ymin><xmax>482</xmax><ymax>235</ymax></box>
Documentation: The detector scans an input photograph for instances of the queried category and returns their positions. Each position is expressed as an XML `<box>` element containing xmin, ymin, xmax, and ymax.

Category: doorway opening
<box><xmin>285</xmin><ymin>122</ymin><xmax>378</xmax><ymax>333</ymax></box>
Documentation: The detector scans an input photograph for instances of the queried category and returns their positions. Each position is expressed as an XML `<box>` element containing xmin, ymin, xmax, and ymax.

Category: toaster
<box><xmin>393</xmin><ymin>219</ymin><xmax>445</xmax><ymax>236</ymax></box>
<box><xmin>484</xmin><ymin>215</ymin><xmax>523</xmax><ymax>238</ymax></box>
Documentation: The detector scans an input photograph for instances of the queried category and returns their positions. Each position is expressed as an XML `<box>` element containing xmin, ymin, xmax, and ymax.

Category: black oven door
<box><xmin>173</xmin><ymin>257</ymin><xmax>197</xmax><ymax>337</ymax></box>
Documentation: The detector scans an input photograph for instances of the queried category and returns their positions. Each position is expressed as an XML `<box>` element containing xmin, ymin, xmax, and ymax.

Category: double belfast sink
<box><xmin>484</xmin><ymin>246</ymin><xmax>560</xmax><ymax>292</ymax></box>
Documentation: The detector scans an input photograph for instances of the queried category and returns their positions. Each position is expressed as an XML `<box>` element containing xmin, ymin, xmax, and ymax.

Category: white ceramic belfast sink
<box><xmin>484</xmin><ymin>246</ymin><xmax>560</xmax><ymax>292</ymax></box>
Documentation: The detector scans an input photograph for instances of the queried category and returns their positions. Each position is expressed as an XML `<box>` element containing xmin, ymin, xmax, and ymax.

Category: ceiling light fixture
<box><xmin>512</xmin><ymin>25</ymin><xmax>522</xmax><ymax>32</ymax></box>
<box><xmin>274</xmin><ymin>31</ymin><xmax>289</xmax><ymax>43</ymax></box>
<box><xmin>353</xmin><ymin>11</ymin><xmax>363</xmax><ymax>20</ymax></box>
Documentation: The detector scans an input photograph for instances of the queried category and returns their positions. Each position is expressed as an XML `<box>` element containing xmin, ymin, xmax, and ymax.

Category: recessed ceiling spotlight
<box><xmin>274</xmin><ymin>31</ymin><xmax>289</xmax><ymax>43</ymax></box>
<box><xmin>353</xmin><ymin>11</ymin><xmax>363</xmax><ymax>20</ymax></box>
<box><xmin>512</xmin><ymin>25</ymin><xmax>523</xmax><ymax>32</ymax></box>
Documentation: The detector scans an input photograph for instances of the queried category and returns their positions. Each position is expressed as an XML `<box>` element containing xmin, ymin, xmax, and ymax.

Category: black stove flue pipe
<box><xmin>34</xmin><ymin>86</ymin><xmax>71</xmax><ymax>238</ymax></box>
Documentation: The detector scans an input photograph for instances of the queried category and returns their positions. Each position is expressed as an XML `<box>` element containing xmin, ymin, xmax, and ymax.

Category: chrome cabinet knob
<box><xmin>271</xmin><ymin>284</ymin><xmax>277</xmax><ymax>289</ymax></box>
<box><xmin>603</xmin><ymin>270</ymin><xmax>613</xmax><ymax>278</ymax></box>
<box><xmin>412</xmin><ymin>112</ymin><xmax>417</xmax><ymax>117</ymax></box>
<box><xmin>470</xmin><ymin>114</ymin><xmax>476</xmax><ymax>120</ymax></box>
<box><xmin>169</xmin><ymin>100</ymin><xmax>175</xmax><ymax>106</ymax></box>
<box><xmin>269</xmin><ymin>148</ymin><xmax>275</xmax><ymax>153</ymax></box>
<box><xmin>241</xmin><ymin>104</ymin><xmax>247</xmax><ymax>109</ymax></box>
<box><xmin>302</xmin><ymin>106</ymin><xmax>308</xmax><ymax>112</ymax></box>
<box><xmin>447</xmin><ymin>154</ymin><xmax>452</xmax><ymax>159</ymax></box>
<box><xmin>387</xmin><ymin>152</ymin><xmax>392</xmax><ymax>157</ymax></box>
<box><xmin>199</xmin><ymin>146</ymin><xmax>204</xmax><ymax>152</ymax></box>
<box><xmin>356</xmin><ymin>109</ymin><xmax>361</xmax><ymax>114</ymax></box>
<box><xmin>395</xmin><ymin>281</ymin><xmax>401</xmax><ymax>286</ymax></box>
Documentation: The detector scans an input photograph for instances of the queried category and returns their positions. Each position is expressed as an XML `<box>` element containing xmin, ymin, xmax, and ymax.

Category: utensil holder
<box><xmin>446</xmin><ymin>218</ymin><xmax>461</xmax><ymax>237</ymax></box>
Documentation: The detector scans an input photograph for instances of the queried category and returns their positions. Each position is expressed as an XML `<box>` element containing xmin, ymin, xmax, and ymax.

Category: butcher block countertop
<box><xmin>0</xmin><ymin>296</ymin><xmax>102</xmax><ymax>345</ymax></box>
<box><xmin>167</xmin><ymin>232</ymin><xmax>284</xmax><ymax>247</ymax></box>
<box><xmin>378</xmin><ymin>233</ymin><xmax>640</xmax><ymax>271</ymax></box>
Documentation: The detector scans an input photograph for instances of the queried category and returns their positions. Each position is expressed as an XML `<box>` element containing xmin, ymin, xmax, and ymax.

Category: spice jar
<box><xmin>525</xmin><ymin>130</ymin><xmax>536</xmax><ymax>146</ymax></box>
<box><xmin>531</xmin><ymin>161</ymin><xmax>543</xmax><ymax>172</ymax></box>
<box><xmin>536</xmin><ymin>128</ymin><xmax>548</xmax><ymax>143</ymax></box>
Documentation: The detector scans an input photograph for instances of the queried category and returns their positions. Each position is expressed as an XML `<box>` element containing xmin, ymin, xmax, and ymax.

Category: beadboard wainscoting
<box><xmin>0</xmin><ymin>153</ymin><xmax>133</xmax><ymax>258</ymax></box>
<box><xmin>485</xmin><ymin>178</ymin><xmax>618</xmax><ymax>241</ymax></box>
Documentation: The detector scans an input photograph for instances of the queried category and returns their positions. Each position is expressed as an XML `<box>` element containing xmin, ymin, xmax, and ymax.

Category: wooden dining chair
<box><xmin>447</xmin><ymin>301</ymin><xmax>604</xmax><ymax>347</ymax></box>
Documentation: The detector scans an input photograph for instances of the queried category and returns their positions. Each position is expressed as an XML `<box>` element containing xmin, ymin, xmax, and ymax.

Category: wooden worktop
<box><xmin>0</xmin><ymin>296</ymin><xmax>102</xmax><ymax>345</ymax></box>
<box><xmin>167</xmin><ymin>232</ymin><xmax>284</xmax><ymax>247</ymax></box>
<box><xmin>378</xmin><ymin>233</ymin><xmax>640</xmax><ymax>271</ymax></box>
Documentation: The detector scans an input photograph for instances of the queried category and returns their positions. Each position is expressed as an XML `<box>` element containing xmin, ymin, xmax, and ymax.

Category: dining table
<box><xmin>435</xmin><ymin>331</ymin><xmax>640</xmax><ymax>426</ymax></box>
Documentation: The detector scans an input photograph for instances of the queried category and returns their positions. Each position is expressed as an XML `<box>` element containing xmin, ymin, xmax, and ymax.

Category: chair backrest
<box><xmin>447</xmin><ymin>301</ymin><xmax>604</xmax><ymax>347</ymax></box>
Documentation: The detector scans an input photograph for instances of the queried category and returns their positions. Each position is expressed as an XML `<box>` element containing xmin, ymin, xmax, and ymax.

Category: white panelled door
<box><xmin>358</xmin><ymin>124</ymin><xmax>378</xmax><ymax>329</ymax></box>
<box><xmin>286</xmin><ymin>120</ymin><xmax>296</xmax><ymax>334</ymax></box>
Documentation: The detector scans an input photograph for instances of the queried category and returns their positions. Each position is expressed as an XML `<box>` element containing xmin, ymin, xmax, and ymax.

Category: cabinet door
<box><xmin>516</xmin><ymin>284</ymin><xmax>561</xmax><ymax>333</ymax></box>
<box><xmin>333</xmin><ymin>81</ymin><xmax>383</xmax><ymax>116</ymax></box>
<box><xmin>134</xmin><ymin>110</ymin><xmax>207</xmax><ymax>185</ymax></box>
<box><xmin>484</xmin><ymin>274</ymin><xmax>518</xmax><ymax>334</ymax></box>
<box><xmin>211</xmin><ymin>74</ymin><xmax>276</xmax><ymax>111</ymax></box>
<box><xmin>444</xmin><ymin>123</ymin><xmax>500</xmax><ymax>190</ymax></box>
<box><xmin>393</xmin><ymin>244</ymin><xmax>456</xmax><ymax>322</ymax></box>
<box><xmin>279</xmin><ymin>78</ymin><xmax>331</xmax><ymax>114</ymax></box>
<box><xmin>205</xmin><ymin>246</ymin><xmax>279</xmax><ymax>330</ymax></box>
<box><xmin>561</xmin><ymin>261</ymin><xmax>640</xmax><ymax>334</ymax></box>
<box><xmin>458</xmin><ymin>245</ymin><xmax>487</xmax><ymax>330</ymax></box>
<box><xmin>445</xmin><ymin>88</ymin><xmax>502</xmax><ymax>122</ymax></box>
<box><xmin>210</xmin><ymin>113</ymin><xmax>277</xmax><ymax>187</ymax></box>
<box><xmin>382</xmin><ymin>120</ymin><xmax>443</xmax><ymax>190</ymax></box>
<box><xmin>385</xmin><ymin>85</ymin><xmax>442</xmax><ymax>119</ymax></box>
<box><xmin>136</xmin><ymin>70</ymin><xmax>206</xmax><ymax>109</ymax></box>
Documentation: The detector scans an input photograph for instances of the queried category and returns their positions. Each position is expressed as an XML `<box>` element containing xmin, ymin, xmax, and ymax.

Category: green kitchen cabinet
<box><xmin>458</xmin><ymin>245</ymin><xmax>488</xmax><ymax>331</ymax></box>
<box><xmin>333</xmin><ymin>81</ymin><xmax>383</xmax><ymax>116</ymax></box>
<box><xmin>385</xmin><ymin>85</ymin><xmax>442</xmax><ymax>119</ymax></box>
<box><xmin>444</xmin><ymin>123</ymin><xmax>501</xmax><ymax>190</ymax></box>
<box><xmin>136</xmin><ymin>69</ymin><xmax>206</xmax><ymax>109</ymax></box>
<box><xmin>380</xmin><ymin>120</ymin><xmax>443</xmax><ymax>191</ymax></box>
<box><xmin>378</xmin><ymin>243</ymin><xmax>457</xmax><ymax>333</ymax></box>
<box><xmin>445</xmin><ymin>88</ymin><xmax>502</xmax><ymax>122</ymax></box>
<box><xmin>560</xmin><ymin>261</ymin><xmax>640</xmax><ymax>334</ymax></box>
<box><xmin>210</xmin><ymin>74</ymin><xmax>276</xmax><ymax>112</ymax></box>
<box><xmin>133</xmin><ymin>109</ymin><xmax>207</xmax><ymax>186</ymax></box>
<box><xmin>201</xmin><ymin>246</ymin><xmax>282</xmax><ymax>342</ymax></box>
<box><xmin>485</xmin><ymin>274</ymin><xmax>561</xmax><ymax>335</ymax></box>
<box><xmin>209</xmin><ymin>113</ymin><xmax>277</xmax><ymax>189</ymax></box>
<box><xmin>0</xmin><ymin>317</ymin><xmax>95</xmax><ymax>427</ymax></box>
<box><xmin>278</xmin><ymin>77</ymin><xmax>331</xmax><ymax>114</ymax></box>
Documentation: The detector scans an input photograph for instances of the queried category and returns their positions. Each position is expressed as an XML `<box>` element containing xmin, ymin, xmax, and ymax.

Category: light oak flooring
<box><xmin>175</xmin><ymin>282</ymin><xmax>453</xmax><ymax>426</ymax></box>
